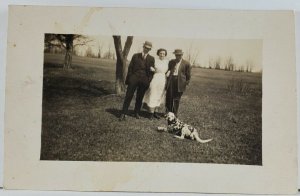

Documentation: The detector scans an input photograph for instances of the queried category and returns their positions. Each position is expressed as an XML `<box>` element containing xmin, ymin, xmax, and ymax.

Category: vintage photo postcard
<box><xmin>4</xmin><ymin>5</ymin><xmax>298</xmax><ymax>194</ymax></box>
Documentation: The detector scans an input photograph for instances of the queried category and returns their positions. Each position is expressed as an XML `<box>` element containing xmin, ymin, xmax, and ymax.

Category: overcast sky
<box><xmin>77</xmin><ymin>35</ymin><xmax>262</xmax><ymax>72</ymax></box>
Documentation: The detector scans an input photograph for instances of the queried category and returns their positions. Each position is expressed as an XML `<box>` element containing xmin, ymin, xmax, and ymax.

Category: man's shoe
<box><xmin>154</xmin><ymin>112</ymin><xmax>161</xmax><ymax>119</ymax></box>
<box><xmin>134</xmin><ymin>113</ymin><xmax>141</xmax><ymax>119</ymax></box>
<box><xmin>149</xmin><ymin>113</ymin><xmax>154</xmax><ymax>120</ymax></box>
<box><xmin>119</xmin><ymin>114</ymin><xmax>126</xmax><ymax>121</ymax></box>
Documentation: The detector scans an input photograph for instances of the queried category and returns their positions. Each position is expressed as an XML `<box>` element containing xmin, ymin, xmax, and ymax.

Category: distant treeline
<box><xmin>191</xmin><ymin>56</ymin><xmax>258</xmax><ymax>73</ymax></box>
<box><xmin>44</xmin><ymin>39</ymin><xmax>258</xmax><ymax>73</ymax></box>
<box><xmin>44</xmin><ymin>44</ymin><xmax>116</xmax><ymax>60</ymax></box>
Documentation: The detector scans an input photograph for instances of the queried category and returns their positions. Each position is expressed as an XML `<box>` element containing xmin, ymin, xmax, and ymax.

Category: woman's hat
<box><xmin>173</xmin><ymin>49</ymin><xmax>184</xmax><ymax>55</ymax></box>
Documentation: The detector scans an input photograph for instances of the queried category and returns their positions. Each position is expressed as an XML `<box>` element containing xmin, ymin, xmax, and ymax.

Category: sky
<box><xmin>76</xmin><ymin>35</ymin><xmax>262</xmax><ymax>72</ymax></box>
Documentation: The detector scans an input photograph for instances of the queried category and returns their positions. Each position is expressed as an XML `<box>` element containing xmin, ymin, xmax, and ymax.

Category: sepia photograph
<box><xmin>40</xmin><ymin>34</ymin><xmax>262</xmax><ymax>165</ymax></box>
<box><xmin>4</xmin><ymin>6</ymin><xmax>297</xmax><ymax>194</ymax></box>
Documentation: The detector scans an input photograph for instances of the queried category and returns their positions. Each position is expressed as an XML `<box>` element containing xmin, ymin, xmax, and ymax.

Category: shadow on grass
<box><xmin>44</xmin><ymin>62</ymin><xmax>64</xmax><ymax>68</ymax></box>
<box><xmin>43</xmin><ymin>76</ymin><xmax>115</xmax><ymax>98</ymax></box>
<box><xmin>105</xmin><ymin>108</ymin><xmax>121</xmax><ymax>118</ymax></box>
<box><xmin>106</xmin><ymin>108</ymin><xmax>151</xmax><ymax>119</ymax></box>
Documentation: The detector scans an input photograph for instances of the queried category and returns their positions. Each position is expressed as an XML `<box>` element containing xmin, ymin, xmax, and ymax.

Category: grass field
<box><xmin>41</xmin><ymin>53</ymin><xmax>262</xmax><ymax>165</ymax></box>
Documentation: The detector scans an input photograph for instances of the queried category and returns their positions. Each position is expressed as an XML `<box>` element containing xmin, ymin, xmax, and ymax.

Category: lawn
<box><xmin>40</xmin><ymin>53</ymin><xmax>262</xmax><ymax>165</ymax></box>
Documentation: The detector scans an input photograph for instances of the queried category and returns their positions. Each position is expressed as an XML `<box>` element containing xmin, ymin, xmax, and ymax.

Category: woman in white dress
<box><xmin>143</xmin><ymin>48</ymin><xmax>169</xmax><ymax>119</ymax></box>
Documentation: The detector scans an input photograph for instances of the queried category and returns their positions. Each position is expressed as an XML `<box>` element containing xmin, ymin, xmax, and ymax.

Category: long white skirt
<box><xmin>143</xmin><ymin>72</ymin><xmax>166</xmax><ymax>109</ymax></box>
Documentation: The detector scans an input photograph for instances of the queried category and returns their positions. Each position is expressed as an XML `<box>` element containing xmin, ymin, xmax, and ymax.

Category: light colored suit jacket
<box><xmin>167</xmin><ymin>59</ymin><xmax>191</xmax><ymax>92</ymax></box>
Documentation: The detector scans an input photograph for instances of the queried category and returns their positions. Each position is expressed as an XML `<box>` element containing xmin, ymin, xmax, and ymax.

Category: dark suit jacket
<box><xmin>125</xmin><ymin>53</ymin><xmax>155</xmax><ymax>85</ymax></box>
<box><xmin>167</xmin><ymin>59</ymin><xmax>191</xmax><ymax>92</ymax></box>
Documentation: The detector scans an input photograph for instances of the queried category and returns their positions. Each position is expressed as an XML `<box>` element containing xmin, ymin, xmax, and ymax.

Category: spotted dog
<box><xmin>158</xmin><ymin>112</ymin><xmax>213</xmax><ymax>143</ymax></box>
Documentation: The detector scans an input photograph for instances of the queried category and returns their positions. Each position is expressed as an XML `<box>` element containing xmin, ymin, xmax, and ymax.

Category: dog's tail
<box><xmin>195</xmin><ymin>135</ymin><xmax>213</xmax><ymax>143</ymax></box>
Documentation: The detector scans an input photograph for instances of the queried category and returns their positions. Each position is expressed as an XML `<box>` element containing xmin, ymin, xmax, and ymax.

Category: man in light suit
<box><xmin>119</xmin><ymin>41</ymin><xmax>155</xmax><ymax>121</ymax></box>
<box><xmin>165</xmin><ymin>49</ymin><xmax>191</xmax><ymax>116</ymax></box>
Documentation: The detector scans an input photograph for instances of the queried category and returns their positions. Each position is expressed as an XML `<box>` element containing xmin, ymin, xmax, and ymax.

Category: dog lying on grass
<box><xmin>157</xmin><ymin>112</ymin><xmax>213</xmax><ymax>143</ymax></box>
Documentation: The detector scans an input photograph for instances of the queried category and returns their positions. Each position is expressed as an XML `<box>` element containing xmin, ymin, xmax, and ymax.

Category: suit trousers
<box><xmin>122</xmin><ymin>74</ymin><xmax>150</xmax><ymax>115</ymax></box>
<box><xmin>166</xmin><ymin>76</ymin><xmax>183</xmax><ymax>116</ymax></box>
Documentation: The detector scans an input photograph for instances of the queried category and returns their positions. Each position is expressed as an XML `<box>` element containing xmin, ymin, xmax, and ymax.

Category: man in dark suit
<box><xmin>166</xmin><ymin>49</ymin><xmax>191</xmax><ymax>116</ymax></box>
<box><xmin>119</xmin><ymin>41</ymin><xmax>155</xmax><ymax>121</ymax></box>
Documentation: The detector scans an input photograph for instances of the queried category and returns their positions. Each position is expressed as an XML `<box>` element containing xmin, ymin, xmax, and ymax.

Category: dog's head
<box><xmin>165</xmin><ymin>112</ymin><xmax>176</xmax><ymax>122</ymax></box>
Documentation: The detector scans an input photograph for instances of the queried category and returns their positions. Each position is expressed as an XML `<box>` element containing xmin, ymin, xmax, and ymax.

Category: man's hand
<box><xmin>165</xmin><ymin>70</ymin><xmax>170</xmax><ymax>77</ymax></box>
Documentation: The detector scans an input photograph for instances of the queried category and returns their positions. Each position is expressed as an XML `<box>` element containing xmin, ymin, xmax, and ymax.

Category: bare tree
<box><xmin>224</xmin><ymin>56</ymin><xmax>235</xmax><ymax>71</ymax></box>
<box><xmin>103</xmin><ymin>43</ymin><xmax>116</xmax><ymax>59</ymax></box>
<box><xmin>208</xmin><ymin>57</ymin><xmax>214</xmax><ymax>69</ymax></box>
<box><xmin>73</xmin><ymin>47</ymin><xmax>81</xmax><ymax>56</ymax></box>
<box><xmin>245</xmin><ymin>60</ymin><xmax>254</xmax><ymax>73</ymax></box>
<box><xmin>44</xmin><ymin>34</ymin><xmax>92</xmax><ymax>69</ymax></box>
<box><xmin>186</xmin><ymin>44</ymin><xmax>200</xmax><ymax>66</ymax></box>
<box><xmin>237</xmin><ymin>65</ymin><xmax>245</xmax><ymax>72</ymax></box>
<box><xmin>97</xmin><ymin>41</ymin><xmax>103</xmax><ymax>58</ymax></box>
<box><xmin>215</xmin><ymin>56</ymin><xmax>221</xmax><ymax>70</ymax></box>
<box><xmin>113</xmin><ymin>35</ymin><xmax>133</xmax><ymax>94</ymax></box>
<box><xmin>85</xmin><ymin>46</ymin><xmax>94</xmax><ymax>57</ymax></box>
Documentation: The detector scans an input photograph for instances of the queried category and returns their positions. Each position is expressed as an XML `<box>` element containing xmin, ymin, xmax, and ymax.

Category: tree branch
<box><xmin>113</xmin><ymin>35</ymin><xmax>123</xmax><ymax>60</ymax></box>
<box><xmin>73</xmin><ymin>39</ymin><xmax>93</xmax><ymax>47</ymax></box>
<box><xmin>122</xmin><ymin>36</ymin><xmax>133</xmax><ymax>58</ymax></box>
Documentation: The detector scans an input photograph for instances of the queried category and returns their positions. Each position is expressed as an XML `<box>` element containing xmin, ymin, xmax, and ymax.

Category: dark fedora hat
<box><xmin>173</xmin><ymin>49</ymin><xmax>184</xmax><ymax>55</ymax></box>
<box><xmin>143</xmin><ymin>41</ymin><xmax>153</xmax><ymax>49</ymax></box>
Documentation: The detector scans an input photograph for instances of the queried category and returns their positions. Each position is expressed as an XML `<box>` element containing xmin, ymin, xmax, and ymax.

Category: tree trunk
<box><xmin>113</xmin><ymin>35</ymin><xmax>133</xmax><ymax>95</ymax></box>
<box><xmin>64</xmin><ymin>35</ymin><xmax>74</xmax><ymax>69</ymax></box>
